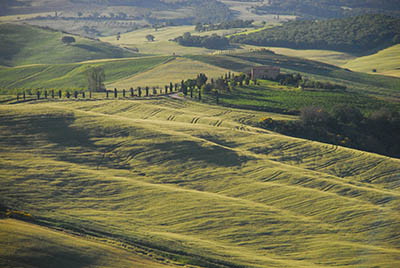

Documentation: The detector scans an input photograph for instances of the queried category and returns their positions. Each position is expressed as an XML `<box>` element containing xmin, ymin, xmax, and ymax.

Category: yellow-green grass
<box><xmin>1</xmin><ymin>98</ymin><xmax>400</xmax><ymax>267</ymax></box>
<box><xmin>0</xmin><ymin>218</ymin><xmax>179</xmax><ymax>268</ymax></box>
<box><xmin>107</xmin><ymin>57</ymin><xmax>230</xmax><ymax>88</ymax></box>
<box><xmin>0</xmin><ymin>12</ymin><xmax>54</xmax><ymax>22</ymax></box>
<box><xmin>0</xmin><ymin>56</ymin><xmax>172</xmax><ymax>91</ymax></box>
<box><xmin>100</xmin><ymin>25</ymin><xmax>251</xmax><ymax>56</ymax></box>
<box><xmin>0</xmin><ymin>23</ymin><xmax>138</xmax><ymax>66</ymax></box>
<box><xmin>263</xmin><ymin>47</ymin><xmax>356</xmax><ymax>66</ymax></box>
<box><xmin>343</xmin><ymin>44</ymin><xmax>400</xmax><ymax>78</ymax></box>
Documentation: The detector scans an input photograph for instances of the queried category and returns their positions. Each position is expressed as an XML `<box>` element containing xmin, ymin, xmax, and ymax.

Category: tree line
<box><xmin>195</xmin><ymin>19</ymin><xmax>254</xmax><ymax>32</ymax></box>
<box><xmin>259</xmin><ymin>105</ymin><xmax>400</xmax><ymax>158</ymax></box>
<box><xmin>252</xmin><ymin>0</ymin><xmax>400</xmax><ymax>19</ymax></box>
<box><xmin>230</xmin><ymin>14</ymin><xmax>400</xmax><ymax>53</ymax></box>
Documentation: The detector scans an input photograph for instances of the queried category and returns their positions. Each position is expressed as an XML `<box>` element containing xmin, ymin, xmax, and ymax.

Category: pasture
<box><xmin>0</xmin><ymin>219</ymin><xmax>178</xmax><ymax>268</ymax></box>
<box><xmin>343</xmin><ymin>44</ymin><xmax>400</xmax><ymax>78</ymax></box>
<box><xmin>1</xmin><ymin>97</ymin><xmax>399</xmax><ymax>267</ymax></box>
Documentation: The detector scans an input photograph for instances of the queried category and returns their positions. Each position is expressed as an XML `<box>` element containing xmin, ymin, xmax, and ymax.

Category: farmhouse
<box><xmin>251</xmin><ymin>66</ymin><xmax>280</xmax><ymax>80</ymax></box>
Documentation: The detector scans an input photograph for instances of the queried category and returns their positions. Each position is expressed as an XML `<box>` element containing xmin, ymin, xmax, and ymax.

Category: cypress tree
<box><xmin>114</xmin><ymin>88</ymin><xmax>118</xmax><ymax>98</ymax></box>
<box><xmin>37</xmin><ymin>91</ymin><xmax>40</xmax><ymax>99</ymax></box>
<box><xmin>51</xmin><ymin>90</ymin><xmax>55</xmax><ymax>98</ymax></box>
<box><xmin>58</xmin><ymin>90</ymin><xmax>62</xmax><ymax>98</ymax></box>
<box><xmin>23</xmin><ymin>91</ymin><xmax>26</xmax><ymax>100</ymax></box>
<box><xmin>145</xmin><ymin>86</ymin><xmax>149</xmax><ymax>96</ymax></box>
<box><xmin>130</xmin><ymin>87</ymin><xmax>134</xmax><ymax>97</ymax></box>
<box><xmin>170</xmin><ymin>82</ymin><xmax>173</xmax><ymax>93</ymax></box>
<box><xmin>138</xmin><ymin>87</ymin><xmax>142</xmax><ymax>97</ymax></box>
<box><xmin>44</xmin><ymin>90</ymin><xmax>48</xmax><ymax>98</ymax></box>
<box><xmin>123</xmin><ymin>89</ymin><xmax>126</xmax><ymax>98</ymax></box>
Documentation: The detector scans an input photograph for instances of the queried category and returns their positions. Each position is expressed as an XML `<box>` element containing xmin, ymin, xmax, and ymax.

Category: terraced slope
<box><xmin>0</xmin><ymin>98</ymin><xmax>399</xmax><ymax>267</ymax></box>
<box><xmin>0</xmin><ymin>219</ymin><xmax>179</xmax><ymax>268</ymax></box>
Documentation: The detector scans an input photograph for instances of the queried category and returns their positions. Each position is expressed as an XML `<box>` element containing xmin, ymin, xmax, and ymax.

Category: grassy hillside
<box><xmin>343</xmin><ymin>44</ymin><xmax>400</xmax><ymax>78</ymax></box>
<box><xmin>107</xmin><ymin>57</ymin><xmax>229</xmax><ymax>88</ymax></box>
<box><xmin>0</xmin><ymin>219</ymin><xmax>179</xmax><ymax>268</ymax></box>
<box><xmin>0</xmin><ymin>23</ymin><xmax>138</xmax><ymax>66</ymax></box>
<box><xmin>100</xmin><ymin>25</ymin><xmax>251</xmax><ymax>55</ymax></box>
<box><xmin>1</xmin><ymin>98</ymin><xmax>400</xmax><ymax>267</ymax></box>
<box><xmin>214</xmin><ymin>79</ymin><xmax>399</xmax><ymax>115</ymax></box>
<box><xmin>0</xmin><ymin>56</ymin><xmax>172</xmax><ymax>91</ymax></box>
<box><xmin>187</xmin><ymin>51</ymin><xmax>400</xmax><ymax>99</ymax></box>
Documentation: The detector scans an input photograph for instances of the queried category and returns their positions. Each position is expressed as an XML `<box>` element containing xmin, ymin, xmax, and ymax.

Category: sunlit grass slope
<box><xmin>0</xmin><ymin>56</ymin><xmax>172</xmax><ymax>91</ymax></box>
<box><xmin>0</xmin><ymin>219</ymin><xmax>178</xmax><ymax>268</ymax></box>
<box><xmin>107</xmin><ymin>57</ymin><xmax>230</xmax><ymax>88</ymax></box>
<box><xmin>188</xmin><ymin>52</ymin><xmax>400</xmax><ymax>99</ymax></box>
<box><xmin>1</xmin><ymin>98</ymin><xmax>399</xmax><ymax>268</ymax></box>
<box><xmin>101</xmin><ymin>25</ymin><xmax>250</xmax><ymax>56</ymax></box>
<box><xmin>0</xmin><ymin>23</ymin><xmax>138</xmax><ymax>66</ymax></box>
<box><xmin>343</xmin><ymin>44</ymin><xmax>400</xmax><ymax>78</ymax></box>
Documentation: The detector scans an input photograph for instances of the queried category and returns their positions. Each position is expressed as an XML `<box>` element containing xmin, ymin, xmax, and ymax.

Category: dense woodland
<box><xmin>253</xmin><ymin>0</ymin><xmax>400</xmax><ymax>18</ymax></box>
<box><xmin>231</xmin><ymin>14</ymin><xmax>400</xmax><ymax>53</ymax></box>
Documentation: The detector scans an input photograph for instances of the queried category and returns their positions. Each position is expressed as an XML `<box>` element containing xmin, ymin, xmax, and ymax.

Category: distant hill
<box><xmin>231</xmin><ymin>14</ymin><xmax>400</xmax><ymax>54</ymax></box>
<box><xmin>0</xmin><ymin>23</ymin><xmax>140</xmax><ymax>66</ymax></box>
<box><xmin>253</xmin><ymin>0</ymin><xmax>400</xmax><ymax>19</ymax></box>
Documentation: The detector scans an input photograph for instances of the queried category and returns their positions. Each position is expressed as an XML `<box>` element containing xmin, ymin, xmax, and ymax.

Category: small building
<box><xmin>251</xmin><ymin>66</ymin><xmax>280</xmax><ymax>80</ymax></box>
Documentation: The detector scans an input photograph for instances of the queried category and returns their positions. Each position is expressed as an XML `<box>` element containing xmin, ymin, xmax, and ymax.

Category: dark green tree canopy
<box><xmin>86</xmin><ymin>66</ymin><xmax>105</xmax><ymax>92</ymax></box>
<box><xmin>61</xmin><ymin>36</ymin><xmax>76</xmax><ymax>45</ymax></box>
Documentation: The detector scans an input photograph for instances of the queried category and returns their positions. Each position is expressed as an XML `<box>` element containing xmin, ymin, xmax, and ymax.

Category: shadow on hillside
<box><xmin>73</xmin><ymin>44</ymin><xmax>104</xmax><ymax>53</ymax></box>
<box><xmin>7</xmin><ymin>249</ymin><xmax>97</xmax><ymax>268</ymax></box>
<box><xmin>145</xmin><ymin>140</ymin><xmax>251</xmax><ymax>167</ymax></box>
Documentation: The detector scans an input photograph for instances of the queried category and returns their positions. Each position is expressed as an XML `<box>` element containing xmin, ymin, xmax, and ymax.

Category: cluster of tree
<box><xmin>192</xmin><ymin>0</ymin><xmax>234</xmax><ymax>24</ymax></box>
<box><xmin>252</xmin><ymin>0</ymin><xmax>400</xmax><ymax>19</ymax></box>
<box><xmin>195</xmin><ymin>19</ymin><xmax>254</xmax><ymax>32</ymax></box>
<box><xmin>230</xmin><ymin>14</ymin><xmax>400</xmax><ymax>53</ymax></box>
<box><xmin>86</xmin><ymin>66</ymin><xmax>105</xmax><ymax>92</ymax></box>
<box><xmin>259</xmin><ymin>105</ymin><xmax>400</xmax><ymax>158</ymax></box>
<box><xmin>275</xmin><ymin>73</ymin><xmax>347</xmax><ymax>91</ymax></box>
<box><xmin>61</xmin><ymin>36</ymin><xmax>76</xmax><ymax>45</ymax></box>
<box><xmin>173</xmin><ymin>32</ymin><xmax>230</xmax><ymax>49</ymax></box>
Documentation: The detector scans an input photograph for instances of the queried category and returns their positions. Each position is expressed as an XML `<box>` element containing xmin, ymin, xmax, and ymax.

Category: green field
<box><xmin>0</xmin><ymin>219</ymin><xmax>178</xmax><ymax>268</ymax></box>
<box><xmin>216</xmin><ymin>80</ymin><xmax>400</xmax><ymax>115</ymax></box>
<box><xmin>107</xmin><ymin>57</ymin><xmax>230</xmax><ymax>88</ymax></box>
<box><xmin>1</xmin><ymin>98</ymin><xmax>399</xmax><ymax>267</ymax></box>
<box><xmin>0</xmin><ymin>56</ymin><xmax>172</xmax><ymax>92</ymax></box>
<box><xmin>343</xmin><ymin>44</ymin><xmax>400</xmax><ymax>78</ymax></box>
<box><xmin>100</xmin><ymin>25</ymin><xmax>251</xmax><ymax>56</ymax></box>
<box><xmin>0</xmin><ymin>23</ymin><xmax>138</xmax><ymax>66</ymax></box>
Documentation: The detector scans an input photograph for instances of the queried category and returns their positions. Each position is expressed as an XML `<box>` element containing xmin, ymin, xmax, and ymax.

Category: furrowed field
<box><xmin>1</xmin><ymin>97</ymin><xmax>400</xmax><ymax>268</ymax></box>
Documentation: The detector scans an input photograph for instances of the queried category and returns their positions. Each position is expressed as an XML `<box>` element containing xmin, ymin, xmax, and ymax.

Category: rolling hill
<box><xmin>343</xmin><ymin>44</ymin><xmax>400</xmax><ymax>78</ymax></box>
<box><xmin>0</xmin><ymin>23</ymin><xmax>138</xmax><ymax>66</ymax></box>
<box><xmin>0</xmin><ymin>98</ymin><xmax>399</xmax><ymax>267</ymax></box>
<box><xmin>0</xmin><ymin>218</ymin><xmax>179</xmax><ymax>268</ymax></box>
<box><xmin>0</xmin><ymin>56</ymin><xmax>172</xmax><ymax>92</ymax></box>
